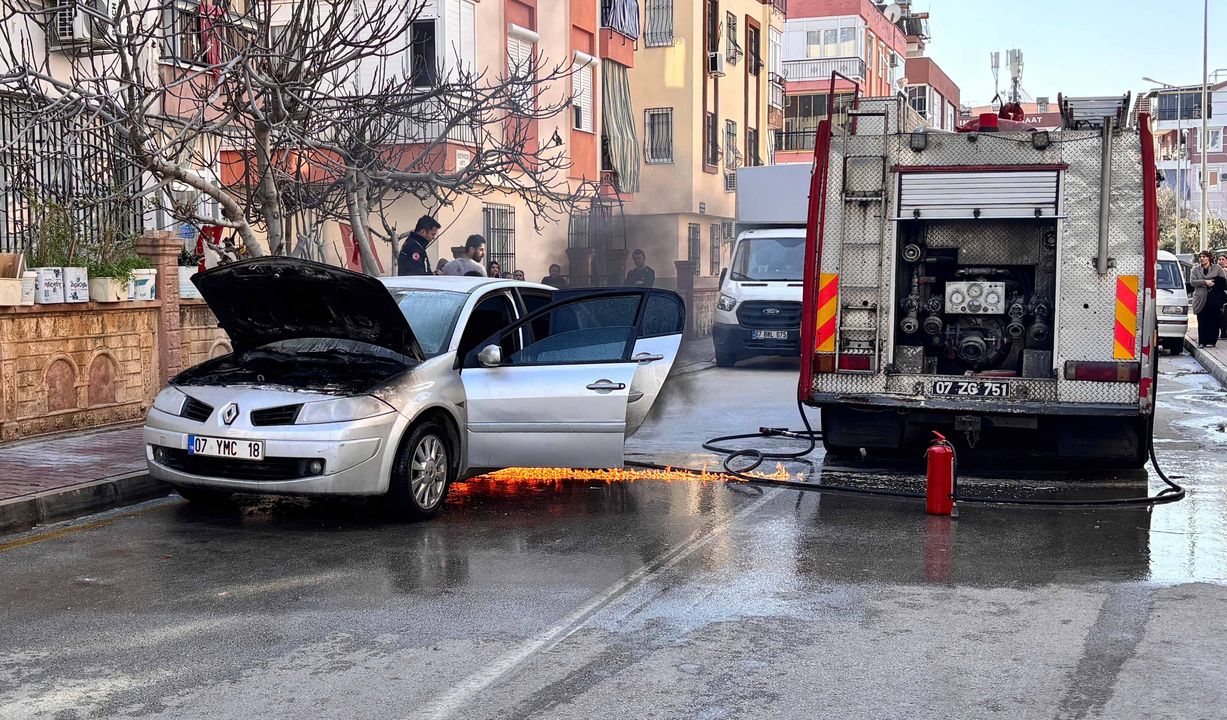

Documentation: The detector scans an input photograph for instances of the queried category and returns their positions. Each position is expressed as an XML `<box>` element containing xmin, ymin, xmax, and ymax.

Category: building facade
<box><xmin>1144</xmin><ymin>82</ymin><xmax>1227</xmax><ymax>230</ymax></box>
<box><xmin>772</xmin><ymin>0</ymin><xmax>908</xmax><ymax>164</ymax></box>
<box><xmin>613</xmin><ymin>0</ymin><xmax>786</xmax><ymax>290</ymax></box>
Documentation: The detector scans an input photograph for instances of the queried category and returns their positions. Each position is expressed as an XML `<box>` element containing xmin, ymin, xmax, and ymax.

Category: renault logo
<box><xmin>762</xmin><ymin>308</ymin><xmax>781</xmax><ymax>316</ymax></box>
<box><xmin>221</xmin><ymin>403</ymin><xmax>240</xmax><ymax>425</ymax></box>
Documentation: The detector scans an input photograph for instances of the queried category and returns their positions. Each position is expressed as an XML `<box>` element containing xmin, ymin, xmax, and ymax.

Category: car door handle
<box><xmin>586</xmin><ymin>380</ymin><xmax>626</xmax><ymax>392</ymax></box>
<box><xmin>633</xmin><ymin>352</ymin><xmax>665</xmax><ymax>363</ymax></box>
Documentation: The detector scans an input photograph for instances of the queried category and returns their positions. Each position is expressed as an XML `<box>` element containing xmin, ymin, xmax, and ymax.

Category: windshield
<box><xmin>392</xmin><ymin>290</ymin><xmax>468</xmax><ymax>357</ymax></box>
<box><xmin>730</xmin><ymin>237</ymin><xmax>805</xmax><ymax>281</ymax></box>
<box><xmin>1156</xmin><ymin>260</ymin><xmax>1184</xmax><ymax>291</ymax></box>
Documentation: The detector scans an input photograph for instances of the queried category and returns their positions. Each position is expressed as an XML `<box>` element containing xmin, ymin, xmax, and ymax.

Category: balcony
<box><xmin>782</xmin><ymin>57</ymin><xmax>866</xmax><ymax>83</ymax></box>
<box><xmin>600</xmin><ymin>0</ymin><xmax>640</xmax><ymax>41</ymax></box>
<box><xmin>774</xmin><ymin>130</ymin><xmax>817</xmax><ymax>153</ymax></box>
<box><xmin>768</xmin><ymin>0</ymin><xmax>787</xmax><ymax>15</ymax></box>
<box><xmin>769</xmin><ymin>76</ymin><xmax>785</xmax><ymax>110</ymax></box>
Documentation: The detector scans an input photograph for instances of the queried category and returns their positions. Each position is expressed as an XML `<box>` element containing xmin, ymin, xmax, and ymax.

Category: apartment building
<box><xmin>620</xmin><ymin>0</ymin><xmax>787</xmax><ymax>289</ymax></box>
<box><xmin>899</xmin><ymin>11</ymin><xmax>960</xmax><ymax>132</ymax></box>
<box><xmin>1145</xmin><ymin>81</ymin><xmax>1227</xmax><ymax>226</ymax></box>
<box><xmin>773</xmin><ymin>0</ymin><xmax>907</xmax><ymax>163</ymax></box>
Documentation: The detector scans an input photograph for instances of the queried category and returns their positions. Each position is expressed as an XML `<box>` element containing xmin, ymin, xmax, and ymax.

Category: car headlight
<box><xmin>295</xmin><ymin>395</ymin><xmax>394</xmax><ymax>425</ymax></box>
<box><xmin>152</xmin><ymin>387</ymin><xmax>187</xmax><ymax>415</ymax></box>
<box><xmin>717</xmin><ymin>294</ymin><xmax>737</xmax><ymax>311</ymax></box>
<box><xmin>1161</xmin><ymin>305</ymin><xmax>1187</xmax><ymax>315</ymax></box>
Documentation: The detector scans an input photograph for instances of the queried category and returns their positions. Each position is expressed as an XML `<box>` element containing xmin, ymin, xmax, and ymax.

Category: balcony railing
<box><xmin>774</xmin><ymin>129</ymin><xmax>817</xmax><ymax>153</ymax></box>
<box><xmin>782</xmin><ymin>57</ymin><xmax>866</xmax><ymax>83</ymax></box>
<box><xmin>769</xmin><ymin>0</ymin><xmax>787</xmax><ymax>15</ymax></box>
<box><xmin>600</xmin><ymin>0</ymin><xmax>641</xmax><ymax>40</ymax></box>
<box><xmin>769</xmin><ymin>77</ymin><xmax>784</xmax><ymax>110</ymax></box>
<box><xmin>395</xmin><ymin>97</ymin><xmax>478</xmax><ymax>146</ymax></box>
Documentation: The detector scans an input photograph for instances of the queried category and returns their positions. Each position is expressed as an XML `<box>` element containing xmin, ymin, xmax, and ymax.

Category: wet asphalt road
<box><xmin>2</xmin><ymin>356</ymin><xmax>1226</xmax><ymax>719</ymax></box>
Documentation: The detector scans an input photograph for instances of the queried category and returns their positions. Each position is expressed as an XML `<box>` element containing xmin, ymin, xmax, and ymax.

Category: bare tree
<box><xmin>0</xmin><ymin>0</ymin><xmax>589</xmax><ymax>272</ymax></box>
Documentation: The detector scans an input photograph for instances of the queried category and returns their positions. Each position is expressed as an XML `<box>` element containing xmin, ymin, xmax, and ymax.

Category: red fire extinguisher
<box><xmin>926</xmin><ymin>432</ymin><xmax>957</xmax><ymax>517</ymax></box>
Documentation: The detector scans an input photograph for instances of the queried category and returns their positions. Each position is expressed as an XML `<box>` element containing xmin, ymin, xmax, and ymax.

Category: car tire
<box><xmin>388</xmin><ymin>420</ymin><xmax>454</xmax><ymax>521</ymax></box>
<box><xmin>715</xmin><ymin>348</ymin><xmax>738</xmax><ymax>367</ymax></box>
<box><xmin>174</xmin><ymin>485</ymin><xmax>234</xmax><ymax>506</ymax></box>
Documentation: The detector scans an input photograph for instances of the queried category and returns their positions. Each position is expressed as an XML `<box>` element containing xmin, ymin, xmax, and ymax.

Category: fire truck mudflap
<box><xmin>799</xmin><ymin>94</ymin><xmax>1158</xmax><ymax>468</ymax></box>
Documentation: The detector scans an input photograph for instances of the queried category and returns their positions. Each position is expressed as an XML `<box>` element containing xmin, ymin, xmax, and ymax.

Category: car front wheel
<box><xmin>389</xmin><ymin>421</ymin><xmax>454</xmax><ymax>520</ymax></box>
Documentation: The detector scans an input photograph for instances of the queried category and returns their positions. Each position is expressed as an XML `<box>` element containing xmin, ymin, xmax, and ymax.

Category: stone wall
<box><xmin>180</xmin><ymin>300</ymin><xmax>231</xmax><ymax>369</ymax></box>
<box><xmin>0</xmin><ymin>302</ymin><xmax>160</xmax><ymax>441</ymax></box>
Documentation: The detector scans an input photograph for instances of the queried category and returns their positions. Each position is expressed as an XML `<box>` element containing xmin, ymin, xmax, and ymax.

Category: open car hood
<box><xmin>193</xmin><ymin>258</ymin><xmax>423</xmax><ymax>362</ymax></box>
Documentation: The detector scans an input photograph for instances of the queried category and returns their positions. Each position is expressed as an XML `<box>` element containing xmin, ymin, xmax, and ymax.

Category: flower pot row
<box><xmin>13</xmin><ymin>267</ymin><xmax>160</xmax><ymax>306</ymax></box>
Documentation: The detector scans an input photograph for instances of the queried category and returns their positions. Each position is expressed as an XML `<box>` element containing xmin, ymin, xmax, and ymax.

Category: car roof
<box><xmin>379</xmin><ymin>275</ymin><xmax>553</xmax><ymax>294</ymax></box>
<box><xmin>1158</xmin><ymin>250</ymin><xmax>1177</xmax><ymax>261</ymax></box>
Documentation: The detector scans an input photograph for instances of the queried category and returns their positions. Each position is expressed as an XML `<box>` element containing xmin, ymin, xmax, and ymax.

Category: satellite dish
<box><xmin>884</xmin><ymin>3</ymin><xmax>903</xmax><ymax>23</ymax></box>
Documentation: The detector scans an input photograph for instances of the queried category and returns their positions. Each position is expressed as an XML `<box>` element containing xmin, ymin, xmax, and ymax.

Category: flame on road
<box><xmin>472</xmin><ymin>464</ymin><xmax>795</xmax><ymax>484</ymax></box>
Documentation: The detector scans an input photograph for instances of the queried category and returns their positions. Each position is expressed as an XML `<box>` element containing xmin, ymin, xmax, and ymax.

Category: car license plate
<box><xmin>751</xmin><ymin>330</ymin><xmax>789</xmax><ymax>340</ymax></box>
<box><xmin>187</xmin><ymin>435</ymin><xmax>264</xmax><ymax>461</ymax></box>
<box><xmin>931</xmin><ymin>380</ymin><xmax>1009</xmax><ymax>398</ymax></box>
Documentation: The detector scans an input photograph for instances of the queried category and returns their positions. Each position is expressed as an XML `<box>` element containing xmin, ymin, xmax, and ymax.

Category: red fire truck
<box><xmin>798</xmin><ymin>92</ymin><xmax>1160</xmax><ymax>467</ymax></box>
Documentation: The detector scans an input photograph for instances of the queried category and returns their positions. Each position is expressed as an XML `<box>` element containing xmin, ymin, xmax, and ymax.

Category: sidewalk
<box><xmin>1185</xmin><ymin>316</ymin><xmax>1227</xmax><ymax>389</ymax></box>
<box><xmin>0</xmin><ymin>425</ymin><xmax>167</xmax><ymax>535</ymax></box>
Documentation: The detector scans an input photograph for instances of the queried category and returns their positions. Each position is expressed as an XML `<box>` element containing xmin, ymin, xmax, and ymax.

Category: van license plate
<box><xmin>751</xmin><ymin>330</ymin><xmax>789</xmax><ymax>340</ymax></box>
<box><xmin>932</xmin><ymin>381</ymin><xmax>1009</xmax><ymax>398</ymax></box>
<box><xmin>187</xmin><ymin>435</ymin><xmax>264</xmax><ymax>461</ymax></box>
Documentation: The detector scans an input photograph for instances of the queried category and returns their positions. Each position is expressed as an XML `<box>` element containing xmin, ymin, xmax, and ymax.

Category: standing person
<box><xmin>625</xmin><ymin>248</ymin><xmax>655</xmax><ymax>288</ymax></box>
<box><xmin>1189</xmin><ymin>250</ymin><xmax>1226</xmax><ymax>348</ymax></box>
<box><xmin>397</xmin><ymin>215</ymin><xmax>441</xmax><ymax>276</ymax></box>
<box><xmin>441</xmin><ymin>235</ymin><xmax>487</xmax><ymax>276</ymax></box>
<box><xmin>512</xmin><ymin>269</ymin><xmax>525</xmax><ymax>281</ymax></box>
<box><xmin>487</xmin><ymin>260</ymin><xmax>502</xmax><ymax>279</ymax></box>
<box><xmin>541</xmin><ymin>263</ymin><xmax>569</xmax><ymax>289</ymax></box>
<box><xmin>1219</xmin><ymin>255</ymin><xmax>1227</xmax><ymax>339</ymax></box>
<box><xmin>434</xmin><ymin>258</ymin><xmax>449</xmax><ymax>275</ymax></box>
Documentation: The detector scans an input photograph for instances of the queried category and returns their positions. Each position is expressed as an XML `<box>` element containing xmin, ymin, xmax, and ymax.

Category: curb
<box><xmin>0</xmin><ymin>472</ymin><xmax>171</xmax><ymax>536</ymax></box>
<box><xmin>1185</xmin><ymin>336</ymin><xmax>1227</xmax><ymax>389</ymax></box>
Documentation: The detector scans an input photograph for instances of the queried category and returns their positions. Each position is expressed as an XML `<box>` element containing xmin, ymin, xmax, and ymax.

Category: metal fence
<box><xmin>0</xmin><ymin>93</ymin><xmax>143</xmax><ymax>255</ymax></box>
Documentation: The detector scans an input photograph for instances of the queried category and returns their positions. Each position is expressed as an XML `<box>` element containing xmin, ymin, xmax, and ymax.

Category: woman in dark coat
<box><xmin>1189</xmin><ymin>250</ymin><xmax>1226</xmax><ymax>347</ymax></box>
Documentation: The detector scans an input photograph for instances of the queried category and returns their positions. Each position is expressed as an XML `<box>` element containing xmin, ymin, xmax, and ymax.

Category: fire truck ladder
<box><xmin>833</xmin><ymin>100</ymin><xmax>892</xmax><ymax>369</ymax></box>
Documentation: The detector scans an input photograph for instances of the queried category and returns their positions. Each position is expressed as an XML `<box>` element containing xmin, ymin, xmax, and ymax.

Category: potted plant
<box><xmin>25</xmin><ymin>196</ymin><xmax>76</xmax><ymax>304</ymax></box>
<box><xmin>178</xmin><ymin>247</ymin><xmax>203</xmax><ymax>299</ymax></box>
<box><xmin>86</xmin><ymin>227</ymin><xmax>143</xmax><ymax>303</ymax></box>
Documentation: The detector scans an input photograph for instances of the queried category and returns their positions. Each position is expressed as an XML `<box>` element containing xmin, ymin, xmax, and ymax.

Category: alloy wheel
<box><xmin>410</xmin><ymin>434</ymin><xmax>448</xmax><ymax>509</ymax></box>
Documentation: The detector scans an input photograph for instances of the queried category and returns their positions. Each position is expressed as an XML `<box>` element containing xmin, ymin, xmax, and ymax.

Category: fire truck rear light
<box><xmin>815</xmin><ymin>354</ymin><xmax>837</xmax><ymax>373</ymax></box>
<box><xmin>1063</xmin><ymin>361</ymin><xmax>1141</xmax><ymax>383</ymax></box>
<box><xmin>838</xmin><ymin>354</ymin><xmax>873</xmax><ymax>372</ymax></box>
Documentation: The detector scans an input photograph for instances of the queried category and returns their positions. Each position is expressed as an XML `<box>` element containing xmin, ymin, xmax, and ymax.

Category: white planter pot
<box><xmin>89</xmin><ymin>277</ymin><xmax>127</xmax><ymax>303</ymax></box>
<box><xmin>33</xmin><ymin>267</ymin><xmax>65</xmax><ymax>304</ymax></box>
<box><xmin>20</xmin><ymin>271</ymin><xmax>36</xmax><ymax>305</ymax></box>
<box><xmin>178</xmin><ymin>267</ymin><xmax>201</xmax><ymax>299</ymax></box>
<box><xmin>64</xmin><ymin>267</ymin><xmax>89</xmax><ymax>303</ymax></box>
<box><xmin>133</xmin><ymin>269</ymin><xmax>157</xmax><ymax>300</ymax></box>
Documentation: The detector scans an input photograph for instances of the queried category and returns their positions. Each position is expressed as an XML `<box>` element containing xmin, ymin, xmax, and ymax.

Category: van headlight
<box><xmin>152</xmin><ymin>387</ymin><xmax>187</xmax><ymax>415</ymax></box>
<box><xmin>296</xmin><ymin>395</ymin><xmax>394</xmax><ymax>424</ymax></box>
<box><xmin>1161</xmin><ymin>305</ymin><xmax>1187</xmax><ymax>315</ymax></box>
<box><xmin>717</xmin><ymin>294</ymin><xmax>737</xmax><ymax>311</ymax></box>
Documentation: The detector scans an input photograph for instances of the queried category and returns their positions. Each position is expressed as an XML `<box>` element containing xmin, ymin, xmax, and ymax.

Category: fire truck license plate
<box><xmin>931</xmin><ymin>381</ymin><xmax>1009</xmax><ymax>398</ymax></box>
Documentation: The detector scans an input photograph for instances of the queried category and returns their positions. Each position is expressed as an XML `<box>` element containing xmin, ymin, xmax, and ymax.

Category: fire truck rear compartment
<box><xmin>891</xmin><ymin>219</ymin><xmax>1058</xmax><ymax>376</ymax></box>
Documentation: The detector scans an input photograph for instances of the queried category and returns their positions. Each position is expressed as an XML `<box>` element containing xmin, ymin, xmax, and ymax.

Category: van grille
<box><xmin>737</xmin><ymin>301</ymin><xmax>802</xmax><ymax>329</ymax></box>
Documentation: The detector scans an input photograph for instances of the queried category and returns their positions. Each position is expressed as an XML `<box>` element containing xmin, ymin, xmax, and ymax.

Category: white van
<box><xmin>1156</xmin><ymin>249</ymin><xmax>1190</xmax><ymax>355</ymax></box>
<box><xmin>713</xmin><ymin>230</ymin><xmax>805</xmax><ymax>366</ymax></box>
<box><xmin>714</xmin><ymin>164</ymin><xmax>811</xmax><ymax>367</ymax></box>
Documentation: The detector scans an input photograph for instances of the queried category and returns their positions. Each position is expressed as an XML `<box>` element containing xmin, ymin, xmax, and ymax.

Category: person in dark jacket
<box><xmin>542</xmin><ymin>264</ymin><xmax>570</xmax><ymax>289</ymax></box>
<box><xmin>1190</xmin><ymin>250</ymin><xmax>1226</xmax><ymax>347</ymax></box>
<box><xmin>397</xmin><ymin>215</ymin><xmax>441</xmax><ymax>276</ymax></box>
<box><xmin>625</xmin><ymin>248</ymin><xmax>655</xmax><ymax>287</ymax></box>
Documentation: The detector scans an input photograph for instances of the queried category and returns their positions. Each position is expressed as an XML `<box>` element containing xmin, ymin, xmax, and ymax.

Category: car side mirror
<box><xmin>477</xmin><ymin>344</ymin><xmax>502</xmax><ymax>367</ymax></box>
<box><xmin>719</xmin><ymin>268</ymin><xmax>728</xmax><ymax>288</ymax></box>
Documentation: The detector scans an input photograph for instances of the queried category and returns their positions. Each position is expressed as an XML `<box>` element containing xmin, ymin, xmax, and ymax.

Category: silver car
<box><xmin>144</xmin><ymin>258</ymin><xmax>686</xmax><ymax>519</ymax></box>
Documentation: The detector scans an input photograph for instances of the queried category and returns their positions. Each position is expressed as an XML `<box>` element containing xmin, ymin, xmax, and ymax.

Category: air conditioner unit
<box><xmin>889</xmin><ymin>53</ymin><xmax>900</xmax><ymax>68</ymax></box>
<box><xmin>724</xmin><ymin>172</ymin><xmax>737</xmax><ymax>192</ymax></box>
<box><xmin>50</xmin><ymin>0</ymin><xmax>114</xmax><ymax>53</ymax></box>
<box><xmin>707</xmin><ymin>51</ymin><xmax>725</xmax><ymax>77</ymax></box>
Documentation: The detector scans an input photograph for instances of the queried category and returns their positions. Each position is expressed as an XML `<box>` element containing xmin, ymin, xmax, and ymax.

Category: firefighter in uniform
<box><xmin>397</xmin><ymin>215</ymin><xmax>442</xmax><ymax>276</ymax></box>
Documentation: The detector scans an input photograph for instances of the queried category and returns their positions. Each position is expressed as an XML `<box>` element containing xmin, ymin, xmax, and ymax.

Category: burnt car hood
<box><xmin>193</xmin><ymin>258</ymin><xmax>424</xmax><ymax>361</ymax></box>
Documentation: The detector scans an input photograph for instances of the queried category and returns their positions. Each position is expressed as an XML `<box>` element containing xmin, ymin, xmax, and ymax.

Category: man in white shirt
<box><xmin>441</xmin><ymin>235</ymin><xmax>487</xmax><ymax>276</ymax></box>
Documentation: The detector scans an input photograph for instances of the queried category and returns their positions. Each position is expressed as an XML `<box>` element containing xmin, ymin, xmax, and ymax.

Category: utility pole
<box><xmin>1200</xmin><ymin>0</ymin><xmax>1210</xmax><ymax>250</ymax></box>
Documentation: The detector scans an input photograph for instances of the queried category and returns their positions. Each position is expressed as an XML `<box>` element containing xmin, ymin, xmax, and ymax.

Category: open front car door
<box><xmin>461</xmin><ymin>289</ymin><xmax>686</xmax><ymax>470</ymax></box>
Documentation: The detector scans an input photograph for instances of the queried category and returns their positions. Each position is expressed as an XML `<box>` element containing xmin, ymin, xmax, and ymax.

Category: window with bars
<box><xmin>704</xmin><ymin>112</ymin><xmax>719</xmax><ymax>167</ymax></box>
<box><xmin>482</xmin><ymin>203</ymin><xmax>516</xmax><ymax>272</ymax></box>
<box><xmin>644</xmin><ymin>108</ymin><xmax>673</xmax><ymax>163</ymax></box>
<box><xmin>746</xmin><ymin>24</ymin><xmax>761</xmax><ymax>76</ymax></box>
<box><xmin>572</xmin><ymin>60</ymin><xmax>594</xmax><ymax>132</ymax></box>
<box><xmin>567</xmin><ymin>212</ymin><xmax>590</xmax><ymax>248</ymax></box>
<box><xmin>709</xmin><ymin>224</ymin><xmax>721</xmax><ymax>275</ymax></box>
<box><xmin>687</xmin><ymin>223</ymin><xmax>701</xmax><ymax>275</ymax></box>
<box><xmin>644</xmin><ymin>0</ymin><xmax>673</xmax><ymax>47</ymax></box>
<box><xmin>724</xmin><ymin>119</ymin><xmax>738</xmax><ymax>171</ymax></box>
